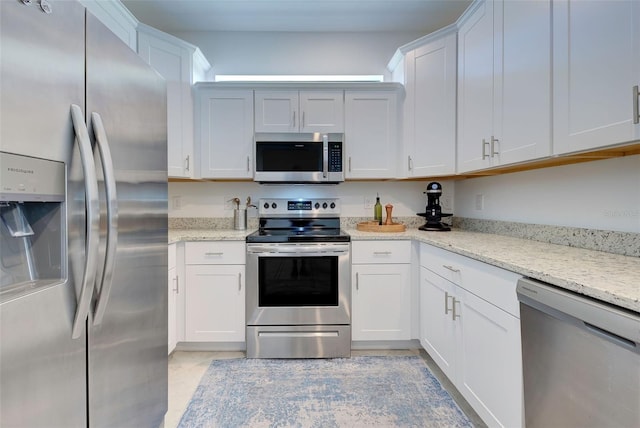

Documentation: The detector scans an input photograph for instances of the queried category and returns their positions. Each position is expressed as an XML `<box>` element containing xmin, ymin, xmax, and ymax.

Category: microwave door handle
<box><xmin>90</xmin><ymin>112</ymin><xmax>118</xmax><ymax>326</ymax></box>
<box><xmin>70</xmin><ymin>104</ymin><xmax>100</xmax><ymax>339</ymax></box>
<box><xmin>322</xmin><ymin>134</ymin><xmax>328</xmax><ymax>179</ymax></box>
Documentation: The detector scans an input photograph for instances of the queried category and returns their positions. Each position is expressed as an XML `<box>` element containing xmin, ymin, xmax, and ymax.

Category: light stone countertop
<box><xmin>348</xmin><ymin>228</ymin><xmax>640</xmax><ymax>314</ymax></box>
<box><xmin>168</xmin><ymin>227</ymin><xmax>640</xmax><ymax>313</ymax></box>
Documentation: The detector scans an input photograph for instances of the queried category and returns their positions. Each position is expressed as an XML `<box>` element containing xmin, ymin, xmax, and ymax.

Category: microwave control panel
<box><xmin>328</xmin><ymin>142</ymin><xmax>343</xmax><ymax>172</ymax></box>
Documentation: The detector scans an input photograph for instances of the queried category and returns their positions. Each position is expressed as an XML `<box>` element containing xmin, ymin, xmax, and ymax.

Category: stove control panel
<box><xmin>259</xmin><ymin>198</ymin><xmax>341</xmax><ymax>217</ymax></box>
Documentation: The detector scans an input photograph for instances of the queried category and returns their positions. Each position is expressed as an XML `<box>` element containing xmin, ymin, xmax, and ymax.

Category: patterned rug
<box><xmin>178</xmin><ymin>356</ymin><xmax>474</xmax><ymax>427</ymax></box>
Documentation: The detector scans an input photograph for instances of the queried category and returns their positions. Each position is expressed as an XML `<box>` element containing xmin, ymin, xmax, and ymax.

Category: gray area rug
<box><xmin>178</xmin><ymin>356</ymin><xmax>474</xmax><ymax>427</ymax></box>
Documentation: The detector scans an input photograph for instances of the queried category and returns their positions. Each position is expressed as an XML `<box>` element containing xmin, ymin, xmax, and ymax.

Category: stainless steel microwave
<box><xmin>254</xmin><ymin>133</ymin><xmax>344</xmax><ymax>183</ymax></box>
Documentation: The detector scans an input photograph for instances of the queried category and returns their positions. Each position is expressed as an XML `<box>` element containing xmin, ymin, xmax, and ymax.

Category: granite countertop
<box><xmin>168</xmin><ymin>227</ymin><xmax>640</xmax><ymax>313</ymax></box>
<box><xmin>347</xmin><ymin>228</ymin><xmax>640</xmax><ymax>314</ymax></box>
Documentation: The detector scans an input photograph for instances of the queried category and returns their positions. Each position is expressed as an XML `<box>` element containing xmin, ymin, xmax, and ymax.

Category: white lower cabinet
<box><xmin>184</xmin><ymin>242</ymin><xmax>245</xmax><ymax>343</ymax></box>
<box><xmin>420</xmin><ymin>243</ymin><xmax>523</xmax><ymax>428</ymax></box>
<box><xmin>351</xmin><ymin>240</ymin><xmax>411</xmax><ymax>341</ymax></box>
<box><xmin>168</xmin><ymin>243</ymin><xmax>178</xmax><ymax>354</ymax></box>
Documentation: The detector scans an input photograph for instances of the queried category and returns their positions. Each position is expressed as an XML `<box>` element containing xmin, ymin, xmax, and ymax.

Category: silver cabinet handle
<box><xmin>185</xmin><ymin>155</ymin><xmax>190</xmax><ymax>172</ymax></box>
<box><xmin>246</xmin><ymin>156</ymin><xmax>250</xmax><ymax>172</ymax></box>
<box><xmin>292</xmin><ymin>111</ymin><xmax>296</xmax><ymax>128</ymax></box>
<box><xmin>70</xmin><ymin>104</ymin><xmax>100</xmax><ymax>339</ymax></box>
<box><xmin>445</xmin><ymin>291</ymin><xmax>452</xmax><ymax>315</ymax></box>
<box><xmin>443</xmin><ymin>264</ymin><xmax>460</xmax><ymax>273</ymax></box>
<box><xmin>91</xmin><ymin>112</ymin><xmax>119</xmax><ymax>326</ymax></box>
<box><xmin>348</xmin><ymin>156</ymin><xmax>352</xmax><ymax>172</ymax></box>
<box><xmin>491</xmin><ymin>136</ymin><xmax>499</xmax><ymax>156</ymax></box>
<box><xmin>633</xmin><ymin>85</ymin><xmax>639</xmax><ymax>125</ymax></box>
<box><xmin>482</xmin><ymin>138</ymin><xmax>490</xmax><ymax>159</ymax></box>
<box><xmin>355</xmin><ymin>272</ymin><xmax>359</xmax><ymax>290</ymax></box>
<box><xmin>238</xmin><ymin>272</ymin><xmax>242</xmax><ymax>291</ymax></box>
<box><xmin>373</xmin><ymin>251</ymin><xmax>392</xmax><ymax>255</ymax></box>
<box><xmin>451</xmin><ymin>297</ymin><xmax>461</xmax><ymax>321</ymax></box>
<box><xmin>173</xmin><ymin>275</ymin><xmax>179</xmax><ymax>294</ymax></box>
<box><xmin>408</xmin><ymin>155</ymin><xmax>413</xmax><ymax>171</ymax></box>
<box><xmin>302</xmin><ymin>111</ymin><xmax>305</xmax><ymax>128</ymax></box>
<box><xmin>205</xmin><ymin>252</ymin><xmax>224</xmax><ymax>256</ymax></box>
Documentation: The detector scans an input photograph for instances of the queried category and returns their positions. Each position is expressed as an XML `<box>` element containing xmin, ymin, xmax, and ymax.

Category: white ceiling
<box><xmin>121</xmin><ymin>0</ymin><xmax>472</xmax><ymax>33</ymax></box>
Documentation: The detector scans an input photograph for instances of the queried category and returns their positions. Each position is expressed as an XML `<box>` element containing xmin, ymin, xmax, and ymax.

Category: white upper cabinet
<box><xmin>79</xmin><ymin>0</ymin><xmax>138</xmax><ymax>50</ymax></box>
<box><xmin>137</xmin><ymin>24</ymin><xmax>213</xmax><ymax>178</ymax></box>
<box><xmin>553</xmin><ymin>0</ymin><xmax>640</xmax><ymax>154</ymax></box>
<box><xmin>196</xmin><ymin>88</ymin><xmax>254</xmax><ymax>179</ymax></box>
<box><xmin>344</xmin><ymin>90</ymin><xmax>400</xmax><ymax>179</ymax></box>
<box><xmin>254</xmin><ymin>90</ymin><xmax>344</xmax><ymax>133</ymax></box>
<box><xmin>402</xmin><ymin>29</ymin><xmax>457</xmax><ymax>177</ymax></box>
<box><xmin>457</xmin><ymin>0</ymin><xmax>551</xmax><ymax>173</ymax></box>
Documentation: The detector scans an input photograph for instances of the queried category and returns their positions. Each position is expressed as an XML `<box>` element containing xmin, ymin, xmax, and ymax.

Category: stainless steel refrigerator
<box><xmin>0</xmin><ymin>1</ymin><xmax>168</xmax><ymax>427</ymax></box>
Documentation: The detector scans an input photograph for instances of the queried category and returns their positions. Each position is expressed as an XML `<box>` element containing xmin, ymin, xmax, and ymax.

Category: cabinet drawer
<box><xmin>351</xmin><ymin>240</ymin><xmax>411</xmax><ymax>264</ymax></box>
<box><xmin>168</xmin><ymin>243</ymin><xmax>176</xmax><ymax>270</ymax></box>
<box><xmin>420</xmin><ymin>243</ymin><xmax>521</xmax><ymax>317</ymax></box>
<box><xmin>185</xmin><ymin>241</ymin><xmax>246</xmax><ymax>265</ymax></box>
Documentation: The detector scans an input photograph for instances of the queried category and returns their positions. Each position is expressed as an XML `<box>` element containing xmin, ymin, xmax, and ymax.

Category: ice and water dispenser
<box><xmin>1</xmin><ymin>152</ymin><xmax>65</xmax><ymax>301</ymax></box>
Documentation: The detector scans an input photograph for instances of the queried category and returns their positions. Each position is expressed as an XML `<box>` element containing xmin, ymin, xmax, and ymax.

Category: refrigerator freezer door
<box><xmin>85</xmin><ymin>12</ymin><xmax>168</xmax><ymax>428</ymax></box>
<box><xmin>0</xmin><ymin>1</ymin><xmax>87</xmax><ymax>427</ymax></box>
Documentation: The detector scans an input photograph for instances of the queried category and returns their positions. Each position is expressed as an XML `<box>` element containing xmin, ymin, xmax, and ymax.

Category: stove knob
<box><xmin>314</xmin><ymin>202</ymin><xmax>320</xmax><ymax>209</ymax></box>
<box><xmin>330</xmin><ymin>202</ymin><xmax>336</xmax><ymax>209</ymax></box>
<box><xmin>322</xmin><ymin>202</ymin><xmax>328</xmax><ymax>209</ymax></box>
<box><xmin>263</xmin><ymin>202</ymin><xmax>269</xmax><ymax>209</ymax></box>
<box><xmin>272</xmin><ymin>202</ymin><xmax>277</xmax><ymax>209</ymax></box>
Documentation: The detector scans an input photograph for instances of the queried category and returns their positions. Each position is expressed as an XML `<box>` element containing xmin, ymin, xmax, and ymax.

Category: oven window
<box><xmin>258</xmin><ymin>256</ymin><xmax>338</xmax><ymax>306</ymax></box>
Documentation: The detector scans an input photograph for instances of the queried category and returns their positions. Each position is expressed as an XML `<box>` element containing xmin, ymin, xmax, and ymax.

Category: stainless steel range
<box><xmin>245</xmin><ymin>198</ymin><xmax>351</xmax><ymax>358</ymax></box>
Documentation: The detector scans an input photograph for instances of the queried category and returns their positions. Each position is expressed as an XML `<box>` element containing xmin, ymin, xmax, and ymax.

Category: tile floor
<box><xmin>165</xmin><ymin>349</ymin><xmax>486</xmax><ymax>428</ymax></box>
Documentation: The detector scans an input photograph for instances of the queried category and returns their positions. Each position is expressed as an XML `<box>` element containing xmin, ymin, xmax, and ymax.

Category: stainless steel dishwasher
<box><xmin>517</xmin><ymin>278</ymin><xmax>639</xmax><ymax>428</ymax></box>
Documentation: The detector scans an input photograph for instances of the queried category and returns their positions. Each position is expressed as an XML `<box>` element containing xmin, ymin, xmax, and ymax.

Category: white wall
<box><xmin>454</xmin><ymin>155</ymin><xmax>640</xmax><ymax>233</ymax></box>
<box><xmin>171</xmin><ymin>31</ymin><xmax>423</xmax><ymax>80</ymax></box>
<box><xmin>169</xmin><ymin>180</ymin><xmax>454</xmax><ymax>219</ymax></box>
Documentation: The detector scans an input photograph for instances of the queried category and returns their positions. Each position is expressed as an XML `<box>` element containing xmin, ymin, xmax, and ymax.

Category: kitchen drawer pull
<box><xmin>205</xmin><ymin>252</ymin><xmax>224</xmax><ymax>256</ymax></box>
<box><xmin>355</xmin><ymin>272</ymin><xmax>359</xmax><ymax>290</ymax></box>
<box><xmin>246</xmin><ymin>156</ymin><xmax>250</xmax><ymax>172</ymax></box>
<box><xmin>408</xmin><ymin>155</ymin><xmax>413</xmax><ymax>171</ymax></box>
<box><xmin>173</xmin><ymin>275</ymin><xmax>179</xmax><ymax>293</ymax></box>
<box><xmin>238</xmin><ymin>272</ymin><xmax>242</xmax><ymax>291</ymax></box>
<box><xmin>373</xmin><ymin>251</ymin><xmax>392</xmax><ymax>255</ymax></box>
<box><xmin>442</xmin><ymin>264</ymin><xmax>460</xmax><ymax>273</ymax></box>
<box><xmin>185</xmin><ymin>155</ymin><xmax>190</xmax><ymax>172</ymax></box>
<box><xmin>348</xmin><ymin>156</ymin><xmax>352</xmax><ymax>172</ymax></box>
<box><xmin>633</xmin><ymin>85</ymin><xmax>639</xmax><ymax>125</ymax></box>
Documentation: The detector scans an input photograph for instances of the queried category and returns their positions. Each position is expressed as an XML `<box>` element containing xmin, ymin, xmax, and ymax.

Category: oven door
<box><xmin>246</xmin><ymin>242</ymin><xmax>351</xmax><ymax>326</ymax></box>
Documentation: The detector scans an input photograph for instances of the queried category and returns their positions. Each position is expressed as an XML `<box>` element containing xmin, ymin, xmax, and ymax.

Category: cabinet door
<box><xmin>419</xmin><ymin>267</ymin><xmax>457</xmax><ymax>380</ymax></box>
<box><xmin>553</xmin><ymin>0</ymin><xmax>640</xmax><ymax>154</ymax></box>
<box><xmin>352</xmin><ymin>264</ymin><xmax>411</xmax><ymax>341</ymax></box>
<box><xmin>457</xmin><ymin>0</ymin><xmax>495</xmax><ymax>173</ymax></box>
<box><xmin>138</xmin><ymin>32</ymin><xmax>193</xmax><ymax>178</ymax></box>
<box><xmin>345</xmin><ymin>91</ymin><xmax>399</xmax><ymax>178</ymax></box>
<box><xmin>496</xmin><ymin>0</ymin><xmax>551</xmax><ymax>165</ymax></box>
<box><xmin>457</xmin><ymin>288</ymin><xmax>523</xmax><ymax>428</ymax></box>
<box><xmin>168</xmin><ymin>266</ymin><xmax>177</xmax><ymax>354</ymax></box>
<box><xmin>185</xmin><ymin>265</ymin><xmax>245</xmax><ymax>342</ymax></box>
<box><xmin>405</xmin><ymin>32</ymin><xmax>457</xmax><ymax>177</ymax></box>
<box><xmin>198</xmin><ymin>89</ymin><xmax>253</xmax><ymax>178</ymax></box>
<box><xmin>299</xmin><ymin>91</ymin><xmax>344</xmax><ymax>132</ymax></box>
<box><xmin>254</xmin><ymin>90</ymin><xmax>299</xmax><ymax>132</ymax></box>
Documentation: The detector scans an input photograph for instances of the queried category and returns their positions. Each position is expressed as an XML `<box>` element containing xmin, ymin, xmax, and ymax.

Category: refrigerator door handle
<box><xmin>70</xmin><ymin>104</ymin><xmax>100</xmax><ymax>339</ymax></box>
<box><xmin>90</xmin><ymin>112</ymin><xmax>118</xmax><ymax>326</ymax></box>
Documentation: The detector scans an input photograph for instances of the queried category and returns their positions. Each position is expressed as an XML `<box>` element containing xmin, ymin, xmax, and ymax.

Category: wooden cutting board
<box><xmin>356</xmin><ymin>221</ymin><xmax>406</xmax><ymax>232</ymax></box>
